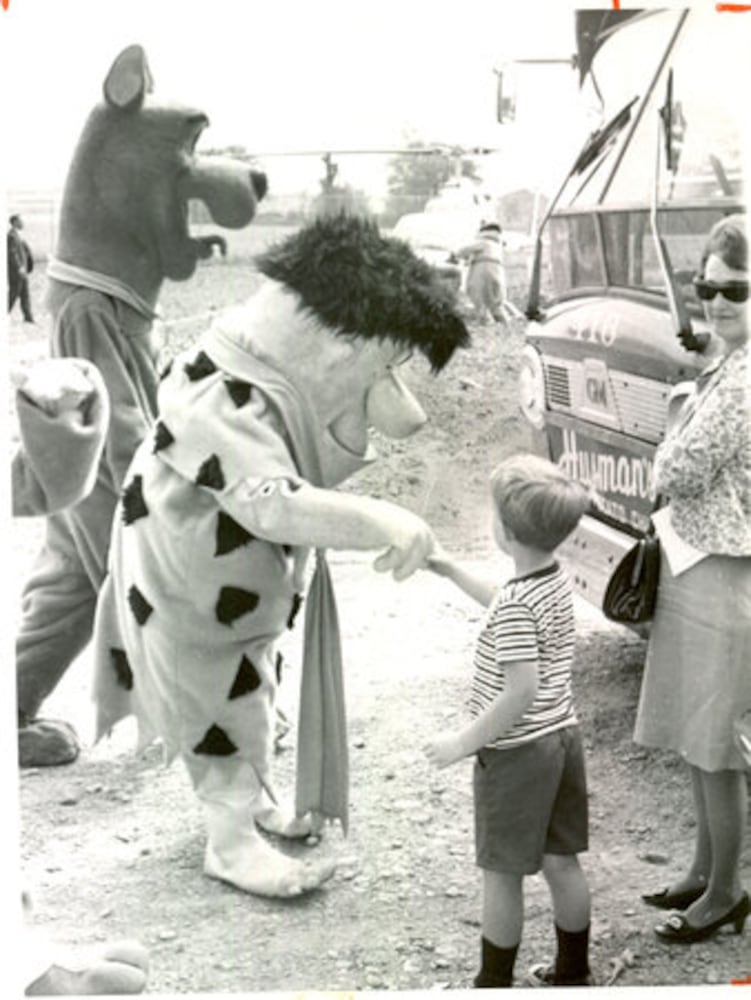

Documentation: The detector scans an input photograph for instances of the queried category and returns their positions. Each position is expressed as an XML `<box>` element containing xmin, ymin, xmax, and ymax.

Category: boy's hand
<box><xmin>423</xmin><ymin>734</ymin><xmax>465</xmax><ymax>769</ymax></box>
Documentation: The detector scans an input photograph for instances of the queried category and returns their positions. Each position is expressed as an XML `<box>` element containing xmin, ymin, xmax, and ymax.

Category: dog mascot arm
<box><xmin>51</xmin><ymin>294</ymin><xmax>155</xmax><ymax>493</ymax></box>
<box><xmin>12</xmin><ymin>358</ymin><xmax>109</xmax><ymax>517</ymax></box>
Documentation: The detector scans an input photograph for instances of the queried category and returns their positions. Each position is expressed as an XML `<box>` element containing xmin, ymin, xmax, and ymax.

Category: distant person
<box><xmin>457</xmin><ymin>222</ymin><xmax>509</xmax><ymax>326</ymax></box>
<box><xmin>423</xmin><ymin>454</ymin><xmax>594</xmax><ymax>988</ymax></box>
<box><xmin>635</xmin><ymin>214</ymin><xmax>751</xmax><ymax>944</ymax></box>
<box><xmin>7</xmin><ymin>213</ymin><xmax>35</xmax><ymax>323</ymax></box>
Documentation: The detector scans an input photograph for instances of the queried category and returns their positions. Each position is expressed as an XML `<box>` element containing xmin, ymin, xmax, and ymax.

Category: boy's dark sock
<box><xmin>553</xmin><ymin>922</ymin><xmax>590</xmax><ymax>985</ymax></box>
<box><xmin>473</xmin><ymin>936</ymin><xmax>519</xmax><ymax>988</ymax></box>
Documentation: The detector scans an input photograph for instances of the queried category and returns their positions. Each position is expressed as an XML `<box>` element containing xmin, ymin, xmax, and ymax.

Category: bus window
<box><xmin>545</xmin><ymin>213</ymin><xmax>604</xmax><ymax>297</ymax></box>
<box><xmin>599</xmin><ymin>207</ymin><xmax>729</xmax><ymax>301</ymax></box>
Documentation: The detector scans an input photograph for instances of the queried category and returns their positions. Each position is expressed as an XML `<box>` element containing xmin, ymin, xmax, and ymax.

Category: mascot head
<box><xmin>55</xmin><ymin>45</ymin><xmax>267</xmax><ymax>303</ymax></box>
<box><xmin>210</xmin><ymin>214</ymin><xmax>470</xmax><ymax>479</ymax></box>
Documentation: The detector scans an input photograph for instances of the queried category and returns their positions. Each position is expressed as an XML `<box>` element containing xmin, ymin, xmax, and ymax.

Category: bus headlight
<box><xmin>519</xmin><ymin>344</ymin><xmax>546</xmax><ymax>429</ymax></box>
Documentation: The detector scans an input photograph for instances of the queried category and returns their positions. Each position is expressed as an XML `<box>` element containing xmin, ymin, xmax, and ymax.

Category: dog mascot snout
<box><xmin>16</xmin><ymin>44</ymin><xmax>266</xmax><ymax>768</ymax></box>
<box><xmin>92</xmin><ymin>214</ymin><xmax>470</xmax><ymax>898</ymax></box>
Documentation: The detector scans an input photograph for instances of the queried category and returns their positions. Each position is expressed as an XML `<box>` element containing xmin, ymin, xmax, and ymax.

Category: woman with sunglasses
<box><xmin>634</xmin><ymin>214</ymin><xmax>751</xmax><ymax>944</ymax></box>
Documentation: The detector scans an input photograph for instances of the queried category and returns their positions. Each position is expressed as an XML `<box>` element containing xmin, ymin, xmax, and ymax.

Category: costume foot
<box><xmin>26</xmin><ymin>940</ymin><xmax>149</xmax><ymax>995</ymax></box>
<box><xmin>18</xmin><ymin>720</ymin><xmax>80</xmax><ymax>768</ymax></box>
<box><xmin>255</xmin><ymin>803</ymin><xmax>316</xmax><ymax>839</ymax></box>
<box><xmin>205</xmin><ymin>827</ymin><xmax>336</xmax><ymax>897</ymax></box>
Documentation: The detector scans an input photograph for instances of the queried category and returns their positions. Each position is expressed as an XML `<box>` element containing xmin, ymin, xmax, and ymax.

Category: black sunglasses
<box><xmin>693</xmin><ymin>278</ymin><xmax>750</xmax><ymax>304</ymax></box>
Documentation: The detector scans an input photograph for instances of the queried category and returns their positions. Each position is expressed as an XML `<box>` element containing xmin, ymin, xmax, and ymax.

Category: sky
<box><xmin>0</xmin><ymin>0</ymin><xmax>587</xmax><ymax>198</ymax></box>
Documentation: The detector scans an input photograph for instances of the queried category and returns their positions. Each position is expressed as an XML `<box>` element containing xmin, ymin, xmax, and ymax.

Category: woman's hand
<box><xmin>423</xmin><ymin>734</ymin><xmax>465</xmax><ymax>769</ymax></box>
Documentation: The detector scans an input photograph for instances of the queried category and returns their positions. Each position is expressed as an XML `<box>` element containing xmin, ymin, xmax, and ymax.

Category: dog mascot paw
<box><xmin>15</xmin><ymin>44</ymin><xmax>266</xmax><ymax>766</ymax></box>
<box><xmin>92</xmin><ymin>213</ymin><xmax>469</xmax><ymax>898</ymax></box>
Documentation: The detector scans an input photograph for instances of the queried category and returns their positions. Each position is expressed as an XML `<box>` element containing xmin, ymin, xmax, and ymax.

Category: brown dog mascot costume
<box><xmin>16</xmin><ymin>45</ymin><xmax>266</xmax><ymax>767</ymax></box>
<box><xmin>91</xmin><ymin>214</ymin><xmax>470</xmax><ymax>897</ymax></box>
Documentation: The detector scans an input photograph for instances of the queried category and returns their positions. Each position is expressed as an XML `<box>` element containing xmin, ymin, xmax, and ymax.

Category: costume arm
<box><xmin>54</xmin><ymin>299</ymin><xmax>153</xmax><ymax>491</ymax></box>
<box><xmin>221</xmin><ymin>476</ymin><xmax>435</xmax><ymax>580</ymax></box>
<box><xmin>653</xmin><ymin>374</ymin><xmax>749</xmax><ymax>497</ymax></box>
<box><xmin>11</xmin><ymin>360</ymin><xmax>110</xmax><ymax>516</ymax></box>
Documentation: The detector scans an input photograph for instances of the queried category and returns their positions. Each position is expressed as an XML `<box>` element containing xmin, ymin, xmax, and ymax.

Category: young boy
<box><xmin>424</xmin><ymin>453</ymin><xmax>593</xmax><ymax>988</ymax></box>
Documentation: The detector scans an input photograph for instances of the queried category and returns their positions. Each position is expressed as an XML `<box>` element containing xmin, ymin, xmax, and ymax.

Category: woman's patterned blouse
<box><xmin>652</xmin><ymin>344</ymin><xmax>751</xmax><ymax>556</ymax></box>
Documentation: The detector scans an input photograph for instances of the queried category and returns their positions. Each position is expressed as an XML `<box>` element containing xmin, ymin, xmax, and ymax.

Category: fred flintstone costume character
<box><xmin>92</xmin><ymin>214</ymin><xmax>470</xmax><ymax>898</ymax></box>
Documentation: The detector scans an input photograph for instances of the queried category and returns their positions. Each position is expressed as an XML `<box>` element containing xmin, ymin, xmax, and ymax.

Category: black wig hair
<box><xmin>254</xmin><ymin>213</ymin><xmax>470</xmax><ymax>371</ymax></box>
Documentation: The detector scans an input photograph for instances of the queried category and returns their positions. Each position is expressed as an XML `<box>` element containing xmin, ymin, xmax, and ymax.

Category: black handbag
<box><xmin>602</xmin><ymin>523</ymin><xmax>661</xmax><ymax>625</ymax></box>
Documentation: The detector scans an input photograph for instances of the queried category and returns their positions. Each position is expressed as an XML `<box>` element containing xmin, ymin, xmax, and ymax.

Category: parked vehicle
<box><xmin>517</xmin><ymin>8</ymin><xmax>748</xmax><ymax>609</ymax></box>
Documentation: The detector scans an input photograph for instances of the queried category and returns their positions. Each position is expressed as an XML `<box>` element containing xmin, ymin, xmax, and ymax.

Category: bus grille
<box><xmin>609</xmin><ymin>371</ymin><xmax>670</xmax><ymax>442</ymax></box>
<box><xmin>543</xmin><ymin>358</ymin><xmax>670</xmax><ymax>443</ymax></box>
<box><xmin>545</xmin><ymin>363</ymin><xmax>572</xmax><ymax>408</ymax></box>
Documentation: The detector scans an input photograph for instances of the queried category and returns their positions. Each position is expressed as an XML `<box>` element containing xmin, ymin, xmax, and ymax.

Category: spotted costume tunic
<box><xmin>92</xmin><ymin>327</ymin><xmax>356</xmax><ymax>797</ymax></box>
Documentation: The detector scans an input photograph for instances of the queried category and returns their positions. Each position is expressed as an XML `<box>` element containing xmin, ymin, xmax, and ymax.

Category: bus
<box><xmin>517</xmin><ymin>8</ymin><xmax>748</xmax><ymax>610</ymax></box>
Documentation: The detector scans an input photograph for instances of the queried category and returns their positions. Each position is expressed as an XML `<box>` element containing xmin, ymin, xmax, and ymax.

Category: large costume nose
<box><xmin>366</xmin><ymin>370</ymin><xmax>427</xmax><ymax>439</ymax></box>
<box><xmin>182</xmin><ymin>158</ymin><xmax>267</xmax><ymax>228</ymax></box>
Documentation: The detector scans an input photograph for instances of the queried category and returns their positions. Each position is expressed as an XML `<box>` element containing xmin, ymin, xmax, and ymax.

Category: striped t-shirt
<box><xmin>468</xmin><ymin>562</ymin><xmax>577</xmax><ymax>749</ymax></box>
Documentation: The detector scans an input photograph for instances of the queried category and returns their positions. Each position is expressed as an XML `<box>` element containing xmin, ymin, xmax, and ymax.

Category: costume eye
<box><xmin>388</xmin><ymin>348</ymin><xmax>413</xmax><ymax>370</ymax></box>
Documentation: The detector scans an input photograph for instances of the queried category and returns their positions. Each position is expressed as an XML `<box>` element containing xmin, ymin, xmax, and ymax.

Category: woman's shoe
<box><xmin>655</xmin><ymin>892</ymin><xmax>750</xmax><ymax>944</ymax></box>
<box><xmin>642</xmin><ymin>884</ymin><xmax>706</xmax><ymax>910</ymax></box>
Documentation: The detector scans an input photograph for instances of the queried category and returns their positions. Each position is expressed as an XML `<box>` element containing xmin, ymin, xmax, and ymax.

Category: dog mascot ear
<box><xmin>91</xmin><ymin>213</ymin><xmax>470</xmax><ymax>899</ymax></box>
<box><xmin>16</xmin><ymin>46</ymin><xmax>266</xmax><ymax>768</ymax></box>
<box><xmin>103</xmin><ymin>44</ymin><xmax>154</xmax><ymax>110</ymax></box>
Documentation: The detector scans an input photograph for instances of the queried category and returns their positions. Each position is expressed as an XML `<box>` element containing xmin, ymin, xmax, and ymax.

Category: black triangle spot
<box><xmin>193</xmin><ymin>724</ymin><xmax>238</xmax><ymax>756</ymax></box>
<box><xmin>282</xmin><ymin>544</ymin><xmax>293</xmax><ymax>557</ymax></box>
<box><xmin>216</xmin><ymin>586</ymin><xmax>260</xmax><ymax>625</ymax></box>
<box><xmin>127</xmin><ymin>585</ymin><xmax>153</xmax><ymax>626</ymax></box>
<box><xmin>184</xmin><ymin>351</ymin><xmax>217</xmax><ymax>381</ymax></box>
<box><xmin>287</xmin><ymin>593</ymin><xmax>303</xmax><ymax>630</ymax></box>
<box><xmin>196</xmin><ymin>454</ymin><xmax>225</xmax><ymax>491</ymax></box>
<box><xmin>275</xmin><ymin>652</ymin><xmax>284</xmax><ymax>685</ymax></box>
<box><xmin>159</xmin><ymin>359</ymin><xmax>174</xmax><ymax>381</ymax></box>
<box><xmin>228</xmin><ymin>655</ymin><xmax>262</xmax><ymax>699</ymax></box>
<box><xmin>215</xmin><ymin>511</ymin><xmax>255</xmax><ymax>556</ymax></box>
<box><xmin>224</xmin><ymin>378</ymin><xmax>253</xmax><ymax>408</ymax></box>
<box><xmin>153</xmin><ymin>420</ymin><xmax>175</xmax><ymax>453</ymax></box>
<box><xmin>110</xmin><ymin>647</ymin><xmax>133</xmax><ymax>691</ymax></box>
<box><xmin>121</xmin><ymin>475</ymin><xmax>149</xmax><ymax>526</ymax></box>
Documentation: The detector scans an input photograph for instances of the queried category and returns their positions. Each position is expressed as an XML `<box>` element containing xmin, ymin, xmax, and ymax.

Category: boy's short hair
<box><xmin>490</xmin><ymin>453</ymin><xmax>591</xmax><ymax>552</ymax></box>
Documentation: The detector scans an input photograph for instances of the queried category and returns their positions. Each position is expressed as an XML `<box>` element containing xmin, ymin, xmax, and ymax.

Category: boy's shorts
<box><xmin>474</xmin><ymin>725</ymin><xmax>588</xmax><ymax>875</ymax></box>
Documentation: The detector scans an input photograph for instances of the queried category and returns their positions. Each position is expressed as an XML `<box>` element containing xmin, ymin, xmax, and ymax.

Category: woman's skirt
<box><xmin>633</xmin><ymin>552</ymin><xmax>751</xmax><ymax>772</ymax></box>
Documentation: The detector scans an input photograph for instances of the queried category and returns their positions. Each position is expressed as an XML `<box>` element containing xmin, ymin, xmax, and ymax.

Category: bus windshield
<box><xmin>540</xmin><ymin>8</ymin><xmax>748</xmax><ymax>305</ymax></box>
<box><xmin>543</xmin><ymin>205</ymin><xmax>730</xmax><ymax>304</ymax></box>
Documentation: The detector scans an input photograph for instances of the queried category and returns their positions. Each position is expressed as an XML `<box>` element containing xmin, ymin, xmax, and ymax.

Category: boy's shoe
<box><xmin>525</xmin><ymin>962</ymin><xmax>596</xmax><ymax>987</ymax></box>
